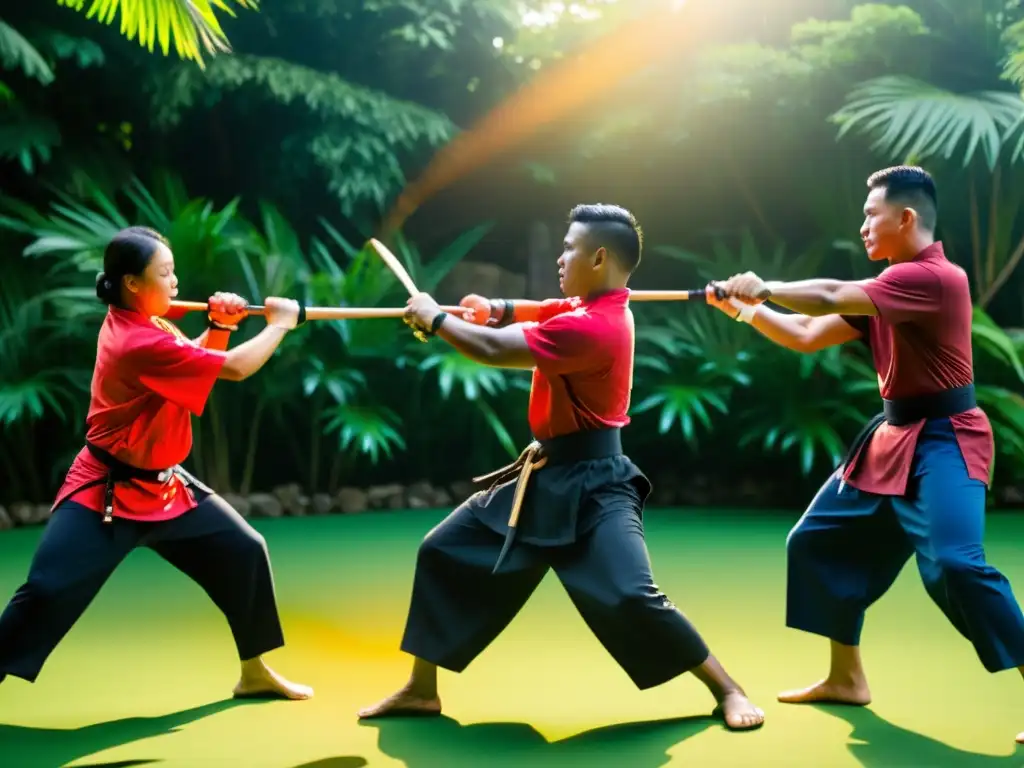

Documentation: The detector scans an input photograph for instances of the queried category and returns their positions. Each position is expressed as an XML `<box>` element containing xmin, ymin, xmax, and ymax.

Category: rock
<box><xmin>221</xmin><ymin>493</ymin><xmax>251</xmax><ymax>518</ymax></box>
<box><xmin>431</xmin><ymin>487</ymin><xmax>453</xmax><ymax>507</ymax></box>
<box><xmin>407</xmin><ymin>481</ymin><xmax>436</xmax><ymax>509</ymax></box>
<box><xmin>33</xmin><ymin>505</ymin><xmax>52</xmax><ymax>524</ymax></box>
<box><xmin>366</xmin><ymin>484</ymin><xmax>404</xmax><ymax>510</ymax></box>
<box><xmin>0</xmin><ymin>506</ymin><xmax>11</xmax><ymax>530</ymax></box>
<box><xmin>9</xmin><ymin>502</ymin><xmax>36</xmax><ymax>526</ymax></box>
<box><xmin>310</xmin><ymin>493</ymin><xmax>334</xmax><ymax>516</ymax></box>
<box><xmin>337</xmin><ymin>487</ymin><xmax>368</xmax><ymax>514</ymax></box>
<box><xmin>249</xmin><ymin>493</ymin><xmax>284</xmax><ymax>518</ymax></box>
<box><xmin>274</xmin><ymin>484</ymin><xmax>309</xmax><ymax>516</ymax></box>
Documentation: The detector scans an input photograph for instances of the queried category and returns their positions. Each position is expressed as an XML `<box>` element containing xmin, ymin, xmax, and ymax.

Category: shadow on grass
<box><xmin>349</xmin><ymin>713</ymin><xmax>719</xmax><ymax>768</ymax></box>
<box><xmin>812</xmin><ymin>704</ymin><xmax>1024</xmax><ymax>767</ymax></box>
<box><xmin>0</xmin><ymin>698</ymin><xmax>292</xmax><ymax>768</ymax></box>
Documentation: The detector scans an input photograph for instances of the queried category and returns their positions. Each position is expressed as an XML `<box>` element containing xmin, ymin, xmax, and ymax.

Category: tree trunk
<box><xmin>239</xmin><ymin>396</ymin><xmax>267</xmax><ymax>496</ymax></box>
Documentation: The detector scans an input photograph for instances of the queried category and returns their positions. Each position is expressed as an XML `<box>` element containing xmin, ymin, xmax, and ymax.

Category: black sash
<box><xmin>54</xmin><ymin>442</ymin><xmax>204</xmax><ymax>524</ymax></box>
<box><xmin>838</xmin><ymin>383</ymin><xmax>977</xmax><ymax>475</ymax></box>
<box><xmin>476</xmin><ymin>427</ymin><xmax>624</xmax><ymax>573</ymax></box>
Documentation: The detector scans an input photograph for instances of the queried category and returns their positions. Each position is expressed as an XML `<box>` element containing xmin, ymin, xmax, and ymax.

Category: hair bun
<box><xmin>95</xmin><ymin>271</ymin><xmax>117</xmax><ymax>304</ymax></box>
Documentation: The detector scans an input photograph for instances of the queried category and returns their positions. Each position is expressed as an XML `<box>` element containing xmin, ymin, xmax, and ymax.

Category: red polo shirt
<box><xmin>53</xmin><ymin>307</ymin><xmax>227</xmax><ymax>521</ymax></box>
<box><xmin>840</xmin><ymin>242</ymin><xmax>993</xmax><ymax>495</ymax></box>
<box><xmin>520</xmin><ymin>288</ymin><xmax>633</xmax><ymax>440</ymax></box>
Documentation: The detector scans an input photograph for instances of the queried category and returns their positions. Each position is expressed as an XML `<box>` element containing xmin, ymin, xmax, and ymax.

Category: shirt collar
<box><xmin>582</xmin><ymin>287</ymin><xmax>630</xmax><ymax>307</ymax></box>
<box><xmin>108</xmin><ymin>305</ymin><xmax>156</xmax><ymax>328</ymax></box>
<box><xmin>912</xmin><ymin>241</ymin><xmax>945</xmax><ymax>263</ymax></box>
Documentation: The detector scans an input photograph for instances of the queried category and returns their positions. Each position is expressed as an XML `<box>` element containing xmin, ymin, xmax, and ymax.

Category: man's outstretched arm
<box><xmin>716</xmin><ymin>271</ymin><xmax>878</xmax><ymax>317</ymax></box>
<box><xmin>707</xmin><ymin>292</ymin><xmax>862</xmax><ymax>353</ymax></box>
<box><xmin>744</xmin><ymin>306</ymin><xmax>863</xmax><ymax>353</ymax></box>
<box><xmin>435</xmin><ymin>315</ymin><xmax>536</xmax><ymax>369</ymax></box>
<box><xmin>404</xmin><ymin>293</ymin><xmax>536</xmax><ymax>369</ymax></box>
<box><xmin>764</xmin><ymin>278</ymin><xmax>878</xmax><ymax>317</ymax></box>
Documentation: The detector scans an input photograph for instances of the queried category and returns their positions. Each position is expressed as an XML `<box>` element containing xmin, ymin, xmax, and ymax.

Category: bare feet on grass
<box><xmin>233</xmin><ymin>657</ymin><xmax>313</xmax><ymax>700</ymax></box>
<box><xmin>777</xmin><ymin>678</ymin><xmax>871</xmax><ymax>706</ymax></box>
<box><xmin>358</xmin><ymin>687</ymin><xmax>442</xmax><ymax>719</ymax></box>
<box><xmin>692</xmin><ymin>655</ymin><xmax>764</xmax><ymax>731</ymax></box>
<box><xmin>359</xmin><ymin>656</ymin><xmax>441</xmax><ymax>719</ymax></box>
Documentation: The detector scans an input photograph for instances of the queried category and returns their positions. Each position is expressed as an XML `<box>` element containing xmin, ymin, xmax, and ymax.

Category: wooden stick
<box><xmin>168</xmin><ymin>301</ymin><xmax>466</xmax><ymax>320</ymax></box>
<box><xmin>367</xmin><ymin>238</ymin><xmax>420</xmax><ymax>298</ymax></box>
<box><xmin>628</xmin><ymin>289</ymin><xmax>707</xmax><ymax>302</ymax></box>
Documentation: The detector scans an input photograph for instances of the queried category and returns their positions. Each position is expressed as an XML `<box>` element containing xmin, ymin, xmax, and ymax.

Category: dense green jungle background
<box><xmin>1</xmin><ymin>0</ymin><xmax>1022</xmax><ymax>523</ymax></box>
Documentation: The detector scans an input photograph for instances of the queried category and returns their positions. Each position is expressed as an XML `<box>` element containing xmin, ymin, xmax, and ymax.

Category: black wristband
<box><xmin>493</xmin><ymin>299</ymin><xmax>515</xmax><ymax>328</ymax></box>
<box><xmin>426</xmin><ymin>311</ymin><xmax>448</xmax><ymax>336</ymax></box>
<box><xmin>296</xmin><ymin>300</ymin><xmax>307</xmax><ymax>327</ymax></box>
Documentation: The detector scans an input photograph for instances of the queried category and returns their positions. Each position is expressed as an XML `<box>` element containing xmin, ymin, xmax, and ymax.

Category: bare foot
<box><xmin>777</xmin><ymin>679</ymin><xmax>870</xmax><ymax>706</ymax></box>
<box><xmin>712</xmin><ymin>690</ymin><xmax>764</xmax><ymax>731</ymax></box>
<box><xmin>1016</xmin><ymin>731</ymin><xmax>1024</xmax><ymax>744</ymax></box>
<box><xmin>358</xmin><ymin>688</ymin><xmax>442</xmax><ymax>719</ymax></box>
<box><xmin>233</xmin><ymin>659</ymin><xmax>313</xmax><ymax>701</ymax></box>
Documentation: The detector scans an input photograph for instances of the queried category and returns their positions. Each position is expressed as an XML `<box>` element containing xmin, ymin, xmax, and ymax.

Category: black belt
<box><xmin>839</xmin><ymin>383</ymin><xmax>976</xmax><ymax>475</ymax></box>
<box><xmin>538</xmin><ymin>427</ymin><xmax>623</xmax><ymax>465</ymax></box>
<box><xmin>473</xmin><ymin>427</ymin><xmax>623</xmax><ymax>573</ymax></box>
<box><xmin>53</xmin><ymin>442</ymin><xmax>179</xmax><ymax>524</ymax></box>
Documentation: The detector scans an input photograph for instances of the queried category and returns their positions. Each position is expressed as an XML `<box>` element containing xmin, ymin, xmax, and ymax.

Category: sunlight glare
<box><xmin>520</xmin><ymin>2</ymin><xmax>612</xmax><ymax>29</ymax></box>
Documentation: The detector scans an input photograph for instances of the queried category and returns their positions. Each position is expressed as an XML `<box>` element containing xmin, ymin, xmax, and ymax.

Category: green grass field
<box><xmin>1</xmin><ymin>507</ymin><xmax>1024</xmax><ymax>767</ymax></box>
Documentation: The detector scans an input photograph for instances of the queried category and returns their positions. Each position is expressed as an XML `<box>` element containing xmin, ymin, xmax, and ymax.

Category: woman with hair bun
<box><xmin>0</xmin><ymin>226</ymin><xmax>312</xmax><ymax>701</ymax></box>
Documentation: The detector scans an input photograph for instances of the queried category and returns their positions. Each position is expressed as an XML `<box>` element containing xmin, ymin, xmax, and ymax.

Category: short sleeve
<box><xmin>839</xmin><ymin>315</ymin><xmax>871</xmax><ymax>349</ymax></box>
<box><xmin>126</xmin><ymin>330</ymin><xmax>227</xmax><ymax>416</ymax></box>
<box><xmin>857</xmin><ymin>263</ymin><xmax>942</xmax><ymax>325</ymax></box>
<box><xmin>522</xmin><ymin>309</ymin><xmax>606</xmax><ymax>376</ymax></box>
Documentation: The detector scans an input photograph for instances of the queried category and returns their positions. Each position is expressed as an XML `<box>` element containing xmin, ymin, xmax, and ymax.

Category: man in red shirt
<box><xmin>0</xmin><ymin>227</ymin><xmax>311</xmax><ymax>701</ymax></box>
<box><xmin>712</xmin><ymin>166</ymin><xmax>1024</xmax><ymax>744</ymax></box>
<box><xmin>358</xmin><ymin>204</ymin><xmax>764</xmax><ymax>730</ymax></box>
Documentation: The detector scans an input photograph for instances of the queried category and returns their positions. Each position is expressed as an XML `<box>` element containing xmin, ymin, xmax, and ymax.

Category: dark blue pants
<box><xmin>0</xmin><ymin>494</ymin><xmax>285</xmax><ymax>684</ymax></box>
<box><xmin>786</xmin><ymin>418</ymin><xmax>1024</xmax><ymax>673</ymax></box>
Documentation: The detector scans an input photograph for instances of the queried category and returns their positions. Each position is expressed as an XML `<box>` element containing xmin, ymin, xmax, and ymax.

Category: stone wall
<box><xmin>2</xmin><ymin>477</ymin><xmax>1020</xmax><ymax>530</ymax></box>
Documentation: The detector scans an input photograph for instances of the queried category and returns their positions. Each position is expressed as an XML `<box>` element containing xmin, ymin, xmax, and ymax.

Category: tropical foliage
<box><xmin>1</xmin><ymin>0</ymin><xmax>1023</xmax><ymax>510</ymax></box>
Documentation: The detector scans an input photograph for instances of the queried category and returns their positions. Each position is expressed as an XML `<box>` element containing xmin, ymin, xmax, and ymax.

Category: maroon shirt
<box><xmin>520</xmin><ymin>288</ymin><xmax>634</xmax><ymax>440</ymax></box>
<box><xmin>841</xmin><ymin>242</ymin><xmax>993</xmax><ymax>495</ymax></box>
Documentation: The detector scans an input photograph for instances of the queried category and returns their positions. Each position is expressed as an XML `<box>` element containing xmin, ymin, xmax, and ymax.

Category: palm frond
<box><xmin>54</xmin><ymin>0</ymin><xmax>258</xmax><ymax>69</ymax></box>
<box><xmin>831</xmin><ymin>75</ymin><xmax>1024</xmax><ymax>170</ymax></box>
<box><xmin>34</xmin><ymin>29</ymin><xmax>105</xmax><ymax>69</ymax></box>
<box><xmin>322</xmin><ymin>403</ymin><xmax>406</xmax><ymax>465</ymax></box>
<box><xmin>0</xmin><ymin>112</ymin><xmax>61</xmax><ymax>174</ymax></box>
<box><xmin>0</xmin><ymin>20</ymin><xmax>54</xmax><ymax>85</ymax></box>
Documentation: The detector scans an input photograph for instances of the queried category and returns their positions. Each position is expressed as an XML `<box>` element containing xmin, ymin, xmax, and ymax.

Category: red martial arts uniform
<box><xmin>521</xmin><ymin>288</ymin><xmax>633</xmax><ymax>440</ymax></box>
<box><xmin>0</xmin><ymin>306</ymin><xmax>284</xmax><ymax>685</ymax></box>
<box><xmin>55</xmin><ymin>308</ymin><xmax>226</xmax><ymax>521</ymax></box>
<box><xmin>399</xmin><ymin>287</ymin><xmax>713</xmax><ymax>690</ymax></box>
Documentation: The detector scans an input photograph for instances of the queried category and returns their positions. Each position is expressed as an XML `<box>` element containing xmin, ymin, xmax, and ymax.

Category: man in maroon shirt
<box><xmin>358</xmin><ymin>204</ymin><xmax>764</xmax><ymax>730</ymax></box>
<box><xmin>712</xmin><ymin>166</ymin><xmax>1024</xmax><ymax>745</ymax></box>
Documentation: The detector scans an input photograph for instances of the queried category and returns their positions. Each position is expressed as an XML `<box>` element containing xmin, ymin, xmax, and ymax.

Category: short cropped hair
<box><xmin>866</xmin><ymin>166</ymin><xmax>938</xmax><ymax>232</ymax></box>
<box><xmin>568</xmin><ymin>203</ymin><xmax>643</xmax><ymax>273</ymax></box>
